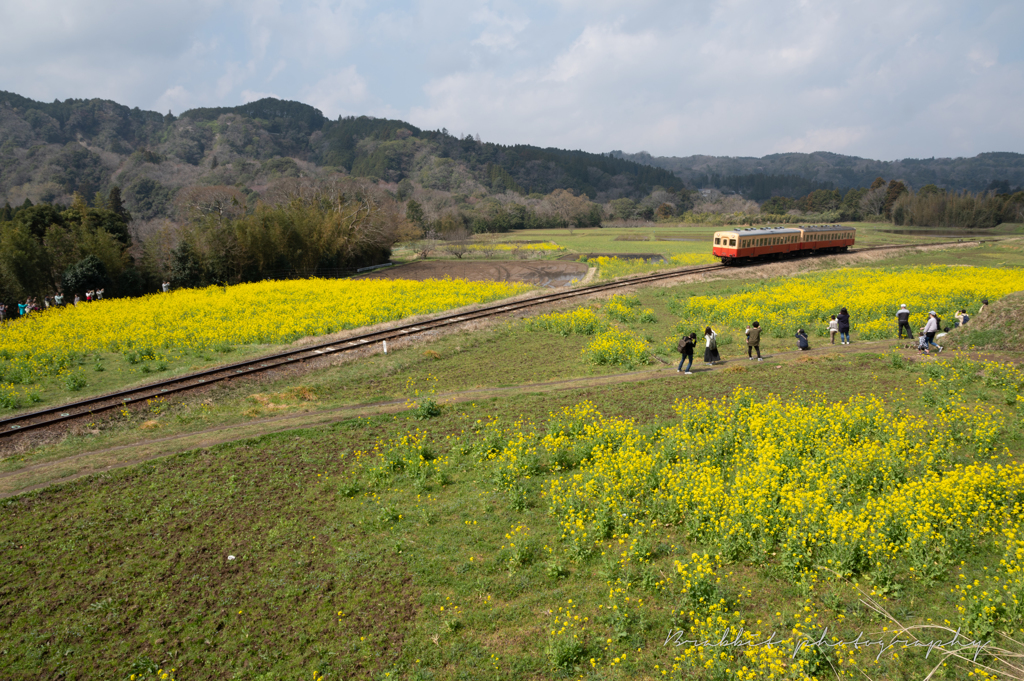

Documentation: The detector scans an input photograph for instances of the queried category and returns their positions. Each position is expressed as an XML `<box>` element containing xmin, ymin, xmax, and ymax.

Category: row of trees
<box><xmin>759</xmin><ymin>176</ymin><xmax>1024</xmax><ymax>227</ymax></box>
<box><xmin>403</xmin><ymin>187</ymin><xmax>604</xmax><ymax>236</ymax></box>
<box><xmin>0</xmin><ymin>189</ymin><xmax>138</xmax><ymax>304</ymax></box>
<box><xmin>0</xmin><ymin>179</ymin><xmax>413</xmax><ymax>307</ymax></box>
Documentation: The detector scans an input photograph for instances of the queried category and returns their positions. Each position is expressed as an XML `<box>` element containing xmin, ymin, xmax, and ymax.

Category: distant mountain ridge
<box><xmin>3</xmin><ymin>89</ymin><xmax>1022</xmax><ymax>221</ymax></box>
<box><xmin>0</xmin><ymin>91</ymin><xmax>681</xmax><ymax>220</ymax></box>
<box><xmin>607</xmin><ymin>150</ymin><xmax>1024</xmax><ymax>194</ymax></box>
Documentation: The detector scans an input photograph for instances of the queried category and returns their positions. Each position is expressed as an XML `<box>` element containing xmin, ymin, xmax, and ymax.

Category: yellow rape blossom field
<box><xmin>346</xmin><ymin>356</ymin><xmax>1024</xmax><ymax>679</ymax></box>
<box><xmin>0</xmin><ymin>277</ymin><xmax>532</xmax><ymax>385</ymax></box>
<box><xmin>673</xmin><ymin>265</ymin><xmax>1023</xmax><ymax>339</ymax></box>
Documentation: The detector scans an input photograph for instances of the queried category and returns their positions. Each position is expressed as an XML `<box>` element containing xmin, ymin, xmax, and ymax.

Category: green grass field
<box><xmin>3</xmin><ymin>241</ymin><xmax>1024</xmax><ymax>681</ymax></box>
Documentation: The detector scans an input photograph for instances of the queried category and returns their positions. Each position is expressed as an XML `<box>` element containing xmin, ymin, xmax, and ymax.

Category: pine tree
<box><xmin>1</xmin><ymin>201</ymin><xmax>12</xmax><ymax>222</ymax></box>
<box><xmin>108</xmin><ymin>186</ymin><xmax>129</xmax><ymax>219</ymax></box>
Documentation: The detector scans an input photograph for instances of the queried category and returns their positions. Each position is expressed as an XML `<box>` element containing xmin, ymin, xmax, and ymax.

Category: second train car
<box><xmin>712</xmin><ymin>224</ymin><xmax>856</xmax><ymax>266</ymax></box>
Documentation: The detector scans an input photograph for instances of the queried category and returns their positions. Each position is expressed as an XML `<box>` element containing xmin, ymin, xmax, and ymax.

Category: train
<box><xmin>712</xmin><ymin>224</ymin><xmax>856</xmax><ymax>266</ymax></box>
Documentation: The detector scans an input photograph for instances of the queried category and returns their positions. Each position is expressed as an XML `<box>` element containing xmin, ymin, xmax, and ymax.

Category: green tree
<box><xmin>0</xmin><ymin>223</ymin><xmax>52</xmax><ymax>298</ymax></box>
<box><xmin>609</xmin><ymin>198</ymin><xmax>636</xmax><ymax>220</ymax></box>
<box><xmin>883</xmin><ymin>180</ymin><xmax>909</xmax><ymax>220</ymax></box>
<box><xmin>170</xmin><ymin>241</ymin><xmax>207</xmax><ymax>288</ymax></box>
<box><xmin>1</xmin><ymin>202</ymin><xmax>12</xmax><ymax>222</ymax></box>
<box><xmin>62</xmin><ymin>255</ymin><xmax>108</xmax><ymax>294</ymax></box>
<box><xmin>406</xmin><ymin>199</ymin><xmax>425</xmax><ymax>228</ymax></box>
<box><xmin>107</xmin><ymin>186</ymin><xmax>130</xmax><ymax>220</ymax></box>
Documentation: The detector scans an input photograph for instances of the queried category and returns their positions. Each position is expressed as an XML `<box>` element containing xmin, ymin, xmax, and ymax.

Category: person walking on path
<box><xmin>795</xmin><ymin>328</ymin><xmax>810</xmax><ymax>351</ymax></box>
<box><xmin>704</xmin><ymin>327</ymin><xmax>721</xmax><ymax>365</ymax></box>
<box><xmin>923</xmin><ymin>311</ymin><xmax>943</xmax><ymax>353</ymax></box>
<box><xmin>746</xmin><ymin>321</ymin><xmax>762</xmax><ymax>361</ymax></box>
<box><xmin>677</xmin><ymin>332</ymin><xmax>696</xmax><ymax>374</ymax></box>
<box><xmin>896</xmin><ymin>304</ymin><xmax>912</xmax><ymax>339</ymax></box>
<box><xmin>837</xmin><ymin>308</ymin><xmax>851</xmax><ymax>344</ymax></box>
<box><xmin>828</xmin><ymin>315</ymin><xmax>838</xmax><ymax>344</ymax></box>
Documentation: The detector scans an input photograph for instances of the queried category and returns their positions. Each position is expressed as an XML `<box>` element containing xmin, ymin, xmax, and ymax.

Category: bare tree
<box><xmin>440</xmin><ymin>227</ymin><xmax>471</xmax><ymax>259</ymax></box>
<box><xmin>174</xmin><ymin>185</ymin><xmax>248</xmax><ymax>223</ymax></box>
<box><xmin>414</xmin><ymin>229</ymin><xmax>439</xmax><ymax>259</ymax></box>
<box><xmin>859</xmin><ymin>186</ymin><xmax>887</xmax><ymax>216</ymax></box>
<box><xmin>546</xmin><ymin>189</ymin><xmax>590</xmax><ymax>234</ymax></box>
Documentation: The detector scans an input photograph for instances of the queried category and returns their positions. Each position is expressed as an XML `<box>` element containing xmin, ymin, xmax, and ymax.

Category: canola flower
<box><xmin>524</xmin><ymin>307</ymin><xmax>606</xmax><ymax>337</ymax></box>
<box><xmin>525</xmin><ymin>296</ymin><xmax>656</xmax><ymax>369</ymax></box>
<box><xmin>350</xmin><ymin>357</ymin><xmax>1024</xmax><ymax>678</ymax></box>
<box><xmin>595</xmin><ymin>253</ymin><xmax>718</xmax><ymax>280</ymax></box>
<box><xmin>581</xmin><ymin>327</ymin><xmax>652</xmax><ymax>369</ymax></box>
<box><xmin>671</xmin><ymin>265</ymin><xmax>1023</xmax><ymax>339</ymax></box>
<box><xmin>0</xmin><ymin>277</ymin><xmax>532</xmax><ymax>383</ymax></box>
<box><xmin>467</xmin><ymin>242</ymin><xmax>564</xmax><ymax>251</ymax></box>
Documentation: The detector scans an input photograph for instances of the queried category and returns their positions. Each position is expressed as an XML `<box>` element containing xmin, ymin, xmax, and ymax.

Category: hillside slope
<box><xmin>0</xmin><ymin>92</ymin><xmax>682</xmax><ymax>218</ymax></box>
<box><xmin>609</xmin><ymin>149</ymin><xmax>1024</xmax><ymax>193</ymax></box>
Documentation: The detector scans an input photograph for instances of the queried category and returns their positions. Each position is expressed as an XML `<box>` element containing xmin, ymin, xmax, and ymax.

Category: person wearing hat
<box><xmin>896</xmin><ymin>304</ymin><xmax>912</xmax><ymax>339</ymax></box>
<box><xmin>923</xmin><ymin>311</ymin><xmax>942</xmax><ymax>353</ymax></box>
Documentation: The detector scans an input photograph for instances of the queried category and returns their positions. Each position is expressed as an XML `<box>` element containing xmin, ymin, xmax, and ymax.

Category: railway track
<box><xmin>0</xmin><ymin>262</ymin><xmax>727</xmax><ymax>439</ymax></box>
<box><xmin>0</xmin><ymin>238</ymin><xmax>987</xmax><ymax>439</ymax></box>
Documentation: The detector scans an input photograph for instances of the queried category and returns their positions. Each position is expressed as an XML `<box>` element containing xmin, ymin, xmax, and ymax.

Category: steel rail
<box><xmin>0</xmin><ymin>237</ymin><xmax>990</xmax><ymax>439</ymax></box>
<box><xmin>0</xmin><ymin>262</ymin><xmax>726</xmax><ymax>438</ymax></box>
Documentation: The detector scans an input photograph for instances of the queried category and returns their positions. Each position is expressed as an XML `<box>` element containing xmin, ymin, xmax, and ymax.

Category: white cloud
<box><xmin>0</xmin><ymin>0</ymin><xmax>1020</xmax><ymax>159</ymax></box>
<box><xmin>302</xmin><ymin>66</ymin><xmax>369</xmax><ymax>118</ymax></box>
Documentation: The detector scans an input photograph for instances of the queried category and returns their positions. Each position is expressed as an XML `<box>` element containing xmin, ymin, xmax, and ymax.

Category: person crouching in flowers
<box><xmin>795</xmin><ymin>328</ymin><xmax>810</xmax><ymax>351</ymax></box>
<box><xmin>704</xmin><ymin>326</ymin><xmax>721</xmax><ymax>365</ymax></box>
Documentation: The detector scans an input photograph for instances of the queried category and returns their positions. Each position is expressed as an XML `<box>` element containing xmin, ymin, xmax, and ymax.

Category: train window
<box><xmin>729</xmin><ymin>239</ymin><xmax>736</xmax><ymax>246</ymax></box>
<box><xmin>715</xmin><ymin>237</ymin><xmax>720</xmax><ymax>245</ymax></box>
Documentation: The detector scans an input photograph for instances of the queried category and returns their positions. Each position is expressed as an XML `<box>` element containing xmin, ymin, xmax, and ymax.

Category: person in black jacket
<box><xmin>896</xmin><ymin>304</ymin><xmax>912</xmax><ymax>339</ymax></box>
<box><xmin>746</xmin><ymin>321</ymin><xmax>762</xmax><ymax>361</ymax></box>
<box><xmin>677</xmin><ymin>332</ymin><xmax>696</xmax><ymax>374</ymax></box>
<box><xmin>837</xmin><ymin>308</ymin><xmax>851</xmax><ymax>344</ymax></box>
<box><xmin>795</xmin><ymin>328</ymin><xmax>810</xmax><ymax>351</ymax></box>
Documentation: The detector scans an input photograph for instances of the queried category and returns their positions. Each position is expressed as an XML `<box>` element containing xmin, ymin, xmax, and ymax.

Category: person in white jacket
<box><xmin>923</xmin><ymin>311</ymin><xmax>942</xmax><ymax>353</ymax></box>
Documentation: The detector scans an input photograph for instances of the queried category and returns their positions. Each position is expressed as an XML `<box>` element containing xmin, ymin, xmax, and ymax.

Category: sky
<box><xmin>1</xmin><ymin>0</ymin><xmax>1022</xmax><ymax>160</ymax></box>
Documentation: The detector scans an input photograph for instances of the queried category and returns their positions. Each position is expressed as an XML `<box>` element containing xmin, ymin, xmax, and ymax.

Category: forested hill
<box><xmin>0</xmin><ymin>91</ymin><xmax>682</xmax><ymax>219</ymax></box>
<box><xmin>608</xmin><ymin>150</ymin><xmax>1024</xmax><ymax>195</ymax></box>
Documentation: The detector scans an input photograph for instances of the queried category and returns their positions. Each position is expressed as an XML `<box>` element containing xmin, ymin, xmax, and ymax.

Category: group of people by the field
<box><xmin>675</xmin><ymin>300</ymin><xmax>986</xmax><ymax>373</ymax></box>
<box><xmin>0</xmin><ymin>289</ymin><xmax>105</xmax><ymax>322</ymax></box>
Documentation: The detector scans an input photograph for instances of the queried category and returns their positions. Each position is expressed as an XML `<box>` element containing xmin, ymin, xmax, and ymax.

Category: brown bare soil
<box><xmin>363</xmin><ymin>260</ymin><xmax>588</xmax><ymax>287</ymax></box>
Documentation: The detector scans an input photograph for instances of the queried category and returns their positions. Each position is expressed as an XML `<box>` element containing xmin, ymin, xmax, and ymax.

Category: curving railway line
<box><xmin>0</xmin><ymin>239</ymin><xmax>988</xmax><ymax>439</ymax></box>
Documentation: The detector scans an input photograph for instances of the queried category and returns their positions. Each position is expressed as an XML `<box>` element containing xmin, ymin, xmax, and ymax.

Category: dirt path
<box><xmin>3</xmin><ymin>339</ymin><xmax>1016</xmax><ymax>499</ymax></box>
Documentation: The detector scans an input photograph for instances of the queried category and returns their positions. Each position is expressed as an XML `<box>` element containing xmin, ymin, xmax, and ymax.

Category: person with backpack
<box><xmin>746</xmin><ymin>321</ymin><xmax>762</xmax><ymax>361</ymax></box>
<box><xmin>677</xmin><ymin>332</ymin><xmax>696</xmax><ymax>374</ymax></box>
<box><xmin>704</xmin><ymin>327</ymin><xmax>721</xmax><ymax>365</ymax></box>
<box><xmin>896</xmin><ymin>304</ymin><xmax>912</xmax><ymax>339</ymax></box>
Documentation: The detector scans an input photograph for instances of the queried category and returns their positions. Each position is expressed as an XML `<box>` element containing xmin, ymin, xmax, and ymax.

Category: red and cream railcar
<box><xmin>712</xmin><ymin>224</ymin><xmax>856</xmax><ymax>266</ymax></box>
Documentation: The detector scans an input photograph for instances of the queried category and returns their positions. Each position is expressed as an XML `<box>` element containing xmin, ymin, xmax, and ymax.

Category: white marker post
<box><xmin>383</xmin><ymin>340</ymin><xmax>388</xmax><ymax>354</ymax></box>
